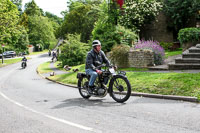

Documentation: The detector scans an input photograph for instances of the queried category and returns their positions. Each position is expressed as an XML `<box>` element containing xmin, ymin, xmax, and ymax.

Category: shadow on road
<box><xmin>51</xmin><ymin>98</ymin><xmax>125</xmax><ymax>109</ymax></box>
<box><xmin>38</xmin><ymin>54</ymin><xmax>49</xmax><ymax>58</ymax></box>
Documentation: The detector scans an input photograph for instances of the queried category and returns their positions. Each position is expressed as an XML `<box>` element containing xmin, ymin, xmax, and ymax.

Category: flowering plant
<box><xmin>134</xmin><ymin>40</ymin><xmax>165</xmax><ymax>65</ymax></box>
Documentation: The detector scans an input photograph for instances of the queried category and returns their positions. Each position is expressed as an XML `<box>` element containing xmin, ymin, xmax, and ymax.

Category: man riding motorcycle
<box><xmin>85</xmin><ymin>40</ymin><xmax>110</xmax><ymax>94</ymax></box>
<box><xmin>21</xmin><ymin>56</ymin><xmax>27</xmax><ymax>68</ymax></box>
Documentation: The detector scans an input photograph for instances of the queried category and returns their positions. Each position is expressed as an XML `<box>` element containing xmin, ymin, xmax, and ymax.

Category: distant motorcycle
<box><xmin>77</xmin><ymin>64</ymin><xmax>131</xmax><ymax>103</ymax></box>
<box><xmin>21</xmin><ymin>57</ymin><xmax>27</xmax><ymax>69</ymax></box>
<box><xmin>21</xmin><ymin>60</ymin><xmax>27</xmax><ymax>69</ymax></box>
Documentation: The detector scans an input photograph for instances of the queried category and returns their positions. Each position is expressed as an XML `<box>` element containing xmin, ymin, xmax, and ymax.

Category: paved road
<box><xmin>0</xmin><ymin>54</ymin><xmax>200</xmax><ymax>133</ymax></box>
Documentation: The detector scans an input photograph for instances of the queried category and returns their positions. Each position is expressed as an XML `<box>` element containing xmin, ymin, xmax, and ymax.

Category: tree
<box><xmin>59</xmin><ymin>0</ymin><xmax>101</xmax><ymax>42</ymax></box>
<box><xmin>24</xmin><ymin>0</ymin><xmax>41</xmax><ymax>16</ymax></box>
<box><xmin>10</xmin><ymin>0</ymin><xmax>22</xmax><ymax>14</ymax></box>
<box><xmin>119</xmin><ymin>0</ymin><xmax>162</xmax><ymax>31</ymax></box>
<box><xmin>45</xmin><ymin>12</ymin><xmax>63</xmax><ymax>37</ymax></box>
<box><xmin>28</xmin><ymin>16</ymin><xmax>56</xmax><ymax>49</ymax></box>
<box><xmin>59</xmin><ymin>34</ymin><xmax>89</xmax><ymax>66</ymax></box>
<box><xmin>0</xmin><ymin>0</ymin><xmax>19</xmax><ymax>44</ymax></box>
<box><xmin>23</xmin><ymin>0</ymin><xmax>57</xmax><ymax>50</ymax></box>
<box><xmin>164</xmin><ymin>0</ymin><xmax>200</xmax><ymax>37</ymax></box>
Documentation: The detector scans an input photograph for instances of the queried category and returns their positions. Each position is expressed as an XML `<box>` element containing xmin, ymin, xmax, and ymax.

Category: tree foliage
<box><xmin>92</xmin><ymin>0</ymin><xmax>138</xmax><ymax>52</ymax></box>
<box><xmin>59</xmin><ymin>34</ymin><xmax>89</xmax><ymax>66</ymax></box>
<box><xmin>24</xmin><ymin>0</ymin><xmax>42</xmax><ymax>16</ymax></box>
<box><xmin>119</xmin><ymin>0</ymin><xmax>162</xmax><ymax>30</ymax></box>
<box><xmin>10</xmin><ymin>0</ymin><xmax>22</xmax><ymax>14</ymax></box>
<box><xmin>58</xmin><ymin>0</ymin><xmax>101</xmax><ymax>42</ymax></box>
<box><xmin>164</xmin><ymin>0</ymin><xmax>200</xmax><ymax>33</ymax></box>
<box><xmin>23</xmin><ymin>0</ymin><xmax>57</xmax><ymax>50</ymax></box>
<box><xmin>28</xmin><ymin>15</ymin><xmax>56</xmax><ymax>49</ymax></box>
<box><xmin>0</xmin><ymin>0</ymin><xmax>19</xmax><ymax>42</ymax></box>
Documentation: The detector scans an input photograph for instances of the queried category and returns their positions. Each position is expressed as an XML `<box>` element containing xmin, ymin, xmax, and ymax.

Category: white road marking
<box><xmin>0</xmin><ymin>91</ymin><xmax>100</xmax><ymax>132</ymax></box>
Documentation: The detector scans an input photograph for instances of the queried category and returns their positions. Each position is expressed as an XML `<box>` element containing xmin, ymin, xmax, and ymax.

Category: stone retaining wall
<box><xmin>128</xmin><ymin>49</ymin><xmax>154</xmax><ymax>68</ymax></box>
<box><xmin>107</xmin><ymin>49</ymin><xmax>154</xmax><ymax>68</ymax></box>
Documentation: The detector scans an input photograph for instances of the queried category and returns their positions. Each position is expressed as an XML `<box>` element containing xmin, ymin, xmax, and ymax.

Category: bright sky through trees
<box><xmin>22</xmin><ymin>0</ymin><xmax>67</xmax><ymax>17</ymax></box>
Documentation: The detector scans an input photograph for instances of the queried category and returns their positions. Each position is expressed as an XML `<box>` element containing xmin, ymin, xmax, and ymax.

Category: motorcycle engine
<box><xmin>97</xmin><ymin>88</ymin><xmax>106</xmax><ymax>95</ymax></box>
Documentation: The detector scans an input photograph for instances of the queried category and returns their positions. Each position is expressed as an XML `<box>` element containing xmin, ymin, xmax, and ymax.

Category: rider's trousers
<box><xmin>86</xmin><ymin>69</ymin><xmax>98</xmax><ymax>86</ymax></box>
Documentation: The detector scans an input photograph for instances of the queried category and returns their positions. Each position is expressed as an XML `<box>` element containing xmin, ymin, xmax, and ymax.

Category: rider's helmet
<box><xmin>92</xmin><ymin>40</ymin><xmax>101</xmax><ymax>47</ymax></box>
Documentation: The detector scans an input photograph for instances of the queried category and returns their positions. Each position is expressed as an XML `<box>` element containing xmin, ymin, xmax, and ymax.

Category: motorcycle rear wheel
<box><xmin>110</xmin><ymin>75</ymin><xmax>131</xmax><ymax>103</ymax></box>
<box><xmin>78</xmin><ymin>77</ymin><xmax>91</xmax><ymax>99</ymax></box>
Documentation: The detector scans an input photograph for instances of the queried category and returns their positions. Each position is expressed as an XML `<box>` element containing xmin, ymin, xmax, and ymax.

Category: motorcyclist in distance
<box><xmin>85</xmin><ymin>40</ymin><xmax>110</xmax><ymax>94</ymax></box>
<box><xmin>21</xmin><ymin>56</ymin><xmax>27</xmax><ymax>68</ymax></box>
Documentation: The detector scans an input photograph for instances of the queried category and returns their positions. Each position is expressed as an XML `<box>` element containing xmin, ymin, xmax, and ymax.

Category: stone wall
<box><xmin>128</xmin><ymin>49</ymin><xmax>154</xmax><ymax>68</ymax></box>
<box><xmin>140</xmin><ymin>12</ymin><xmax>174</xmax><ymax>43</ymax></box>
<box><xmin>107</xmin><ymin>49</ymin><xmax>154</xmax><ymax>68</ymax></box>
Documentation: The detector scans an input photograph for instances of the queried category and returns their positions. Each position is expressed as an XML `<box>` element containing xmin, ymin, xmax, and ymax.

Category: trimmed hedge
<box><xmin>178</xmin><ymin>28</ymin><xmax>200</xmax><ymax>44</ymax></box>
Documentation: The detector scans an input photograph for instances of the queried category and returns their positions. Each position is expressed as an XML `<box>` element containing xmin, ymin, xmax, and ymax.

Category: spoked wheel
<box><xmin>22</xmin><ymin>62</ymin><xmax>26</xmax><ymax>69</ymax></box>
<box><xmin>78</xmin><ymin>77</ymin><xmax>91</xmax><ymax>99</ymax></box>
<box><xmin>110</xmin><ymin>75</ymin><xmax>131</xmax><ymax>103</ymax></box>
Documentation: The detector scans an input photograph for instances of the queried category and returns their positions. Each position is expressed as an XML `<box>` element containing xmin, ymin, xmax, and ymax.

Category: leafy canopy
<box><xmin>119</xmin><ymin>0</ymin><xmax>162</xmax><ymax>30</ymax></box>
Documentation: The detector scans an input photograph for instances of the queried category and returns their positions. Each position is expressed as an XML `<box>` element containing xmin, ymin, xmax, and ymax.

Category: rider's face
<box><xmin>96</xmin><ymin>45</ymin><xmax>101</xmax><ymax>52</ymax></box>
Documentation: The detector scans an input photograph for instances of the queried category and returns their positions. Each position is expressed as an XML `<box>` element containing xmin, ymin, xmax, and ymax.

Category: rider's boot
<box><xmin>88</xmin><ymin>86</ymin><xmax>95</xmax><ymax>94</ymax></box>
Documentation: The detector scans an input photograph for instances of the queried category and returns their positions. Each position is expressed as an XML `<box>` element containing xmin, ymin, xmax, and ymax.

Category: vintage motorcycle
<box><xmin>77</xmin><ymin>64</ymin><xmax>131</xmax><ymax>103</ymax></box>
<box><xmin>21</xmin><ymin>60</ymin><xmax>27</xmax><ymax>69</ymax></box>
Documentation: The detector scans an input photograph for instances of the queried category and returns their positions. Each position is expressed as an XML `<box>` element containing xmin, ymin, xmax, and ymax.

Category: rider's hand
<box><xmin>96</xmin><ymin>69</ymin><xmax>102</xmax><ymax>74</ymax></box>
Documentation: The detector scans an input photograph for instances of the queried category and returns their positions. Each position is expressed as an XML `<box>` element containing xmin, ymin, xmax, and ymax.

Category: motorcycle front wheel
<box><xmin>21</xmin><ymin>62</ymin><xmax>26</xmax><ymax>69</ymax></box>
<box><xmin>109</xmin><ymin>75</ymin><xmax>131</xmax><ymax>103</ymax></box>
<box><xmin>78</xmin><ymin>77</ymin><xmax>91</xmax><ymax>99</ymax></box>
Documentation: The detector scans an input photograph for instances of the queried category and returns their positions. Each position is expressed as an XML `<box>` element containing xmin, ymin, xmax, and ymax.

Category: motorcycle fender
<box><xmin>77</xmin><ymin>72</ymin><xmax>87</xmax><ymax>79</ymax></box>
<box><xmin>108</xmin><ymin>75</ymin><xmax>127</xmax><ymax>94</ymax></box>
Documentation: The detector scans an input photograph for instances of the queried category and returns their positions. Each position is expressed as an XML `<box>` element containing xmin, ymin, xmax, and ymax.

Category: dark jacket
<box><xmin>22</xmin><ymin>57</ymin><xmax>27</xmax><ymax>61</ymax></box>
<box><xmin>85</xmin><ymin>49</ymin><xmax>110</xmax><ymax>71</ymax></box>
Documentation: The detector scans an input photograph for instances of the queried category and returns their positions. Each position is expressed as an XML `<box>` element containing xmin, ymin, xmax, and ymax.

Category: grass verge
<box><xmin>0</xmin><ymin>57</ymin><xmax>31</xmax><ymax>67</ymax></box>
<box><xmin>40</xmin><ymin>62</ymin><xmax>200</xmax><ymax>99</ymax></box>
<box><xmin>37</xmin><ymin>61</ymin><xmax>53</xmax><ymax>74</ymax></box>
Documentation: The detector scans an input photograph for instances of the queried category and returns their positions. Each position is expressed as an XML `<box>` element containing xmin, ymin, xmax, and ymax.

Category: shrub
<box><xmin>115</xmin><ymin>25</ymin><xmax>138</xmax><ymax>47</ymax></box>
<box><xmin>178</xmin><ymin>28</ymin><xmax>200</xmax><ymax>44</ymax></box>
<box><xmin>134</xmin><ymin>40</ymin><xmax>165</xmax><ymax>65</ymax></box>
<box><xmin>59</xmin><ymin>34</ymin><xmax>89</xmax><ymax>66</ymax></box>
<box><xmin>110</xmin><ymin>44</ymin><xmax>130</xmax><ymax>68</ymax></box>
<box><xmin>160</xmin><ymin>42</ymin><xmax>173</xmax><ymax>51</ymax></box>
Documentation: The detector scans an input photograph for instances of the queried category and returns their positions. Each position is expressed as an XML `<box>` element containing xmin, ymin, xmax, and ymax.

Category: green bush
<box><xmin>160</xmin><ymin>42</ymin><xmax>173</xmax><ymax>50</ymax></box>
<box><xmin>110</xmin><ymin>44</ymin><xmax>130</xmax><ymax>68</ymax></box>
<box><xmin>115</xmin><ymin>25</ymin><xmax>138</xmax><ymax>47</ymax></box>
<box><xmin>178</xmin><ymin>28</ymin><xmax>200</xmax><ymax>44</ymax></box>
<box><xmin>59</xmin><ymin>34</ymin><xmax>89</xmax><ymax>66</ymax></box>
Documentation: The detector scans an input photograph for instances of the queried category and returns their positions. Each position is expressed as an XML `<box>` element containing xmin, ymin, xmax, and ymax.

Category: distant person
<box><xmin>48</xmin><ymin>49</ymin><xmax>51</xmax><ymax>56</ymax></box>
<box><xmin>52</xmin><ymin>51</ymin><xmax>57</xmax><ymax>62</ymax></box>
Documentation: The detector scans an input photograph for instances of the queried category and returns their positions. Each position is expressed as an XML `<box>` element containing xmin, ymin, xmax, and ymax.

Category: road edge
<box><xmin>36</xmin><ymin>68</ymin><xmax>199</xmax><ymax>103</ymax></box>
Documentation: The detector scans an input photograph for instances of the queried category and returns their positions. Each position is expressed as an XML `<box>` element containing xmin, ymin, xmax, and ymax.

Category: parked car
<box><xmin>0</xmin><ymin>51</ymin><xmax>16</xmax><ymax>58</ymax></box>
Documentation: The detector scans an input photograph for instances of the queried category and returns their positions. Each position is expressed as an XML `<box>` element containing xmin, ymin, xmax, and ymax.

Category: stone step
<box><xmin>188</xmin><ymin>47</ymin><xmax>200</xmax><ymax>53</ymax></box>
<box><xmin>148</xmin><ymin>65</ymin><xmax>168</xmax><ymax>71</ymax></box>
<box><xmin>168</xmin><ymin>62</ymin><xmax>200</xmax><ymax>70</ymax></box>
<box><xmin>175</xmin><ymin>57</ymin><xmax>200</xmax><ymax>64</ymax></box>
<box><xmin>182</xmin><ymin>53</ymin><xmax>200</xmax><ymax>58</ymax></box>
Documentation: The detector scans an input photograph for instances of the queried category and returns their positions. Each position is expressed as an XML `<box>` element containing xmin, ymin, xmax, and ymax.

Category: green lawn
<box><xmin>165</xmin><ymin>48</ymin><xmax>182</xmax><ymax>58</ymax></box>
<box><xmin>37</xmin><ymin>61</ymin><xmax>53</xmax><ymax>74</ymax></box>
<box><xmin>38</xmin><ymin>49</ymin><xmax>200</xmax><ymax>99</ymax></box>
<box><xmin>45</xmin><ymin>63</ymin><xmax>200</xmax><ymax>99</ymax></box>
<box><xmin>0</xmin><ymin>57</ymin><xmax>31</xmax><ymax>67</ymax></box>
